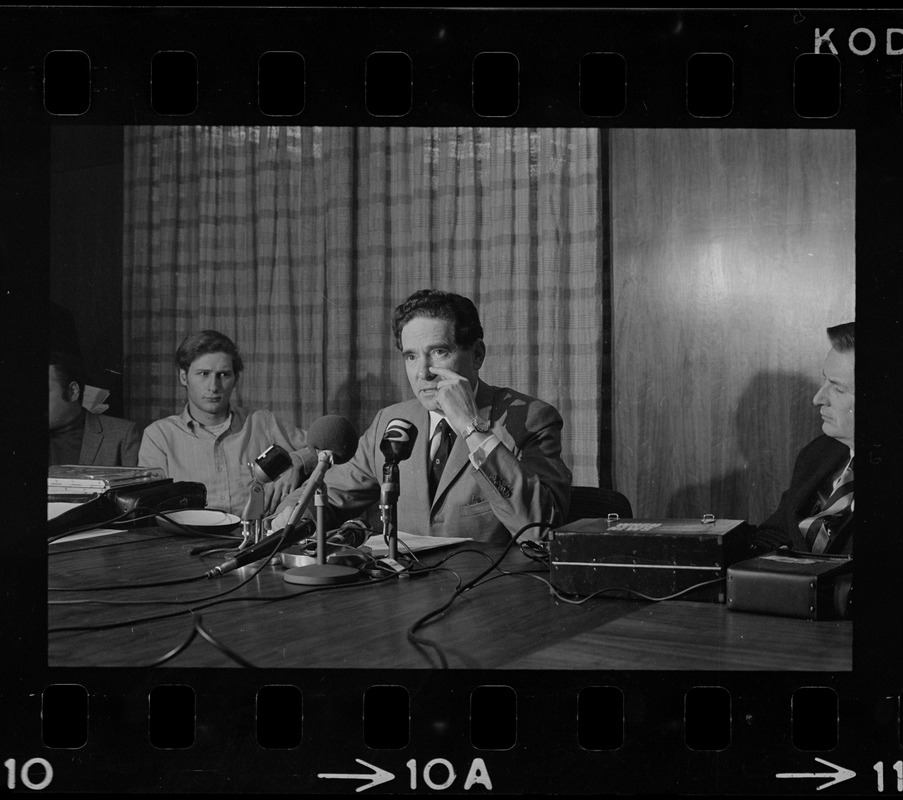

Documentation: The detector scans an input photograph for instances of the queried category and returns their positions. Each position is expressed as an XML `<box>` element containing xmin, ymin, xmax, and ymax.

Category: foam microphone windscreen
<box><xmin>307</xmin><ymin>415</ymin><xmax>359</xmax><ymax>464</ymax></box>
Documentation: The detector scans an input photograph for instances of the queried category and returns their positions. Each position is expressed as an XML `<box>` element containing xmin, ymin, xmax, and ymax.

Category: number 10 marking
<box><xmin>4</xmin><ymin>758</ymin><xmax>54</xmax><ymax>791</ymax></box>
<box><xmin>874</xmin><ymin>761</ymin><xmax>903</xmax><ymax>793</ymax></box>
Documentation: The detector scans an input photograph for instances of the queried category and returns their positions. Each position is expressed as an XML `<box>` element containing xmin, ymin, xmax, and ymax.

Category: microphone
<box><xmin>380</xmin><ymin>418</ymin><xmax>418</xmax><ymax>464</ymax></box>
<box><xmin>205</xmin><ymin>518</ymin><xmax>315</xmax><ymax>578</ymax></box>
<box><xmin>280</xmin><ymin>416</ymin><xmax>365</xmax><ymax>587</ymax></box>
<box><xmin>240</xmin><ymin>443</ymin><xmax>294</xmax><ymax>543</ymax></box>
<box><xmin>307</xmin><ymin>414</ymin><xmax>359</xmax><ymax>465</ymax></box>
<box><xmin>324</xmin><ymin>517</ymin><xmax>371</xmax><ymax>552</ymax></box>
<box><xmin>379</xmin><ymin>419</ymin><xmax>418</xmax><ymax>560</ymax></box>
<box><xmin>278</xmin><ymin>415</ymin><xmax>359</xmax><ymax>525</ymax></box>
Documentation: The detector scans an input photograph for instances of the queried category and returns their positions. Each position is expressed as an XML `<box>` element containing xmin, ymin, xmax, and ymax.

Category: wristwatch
<box><xmin>462</xmin><ymin>415</ymin><xmax>490</xmax><ymax>440</ymax></box>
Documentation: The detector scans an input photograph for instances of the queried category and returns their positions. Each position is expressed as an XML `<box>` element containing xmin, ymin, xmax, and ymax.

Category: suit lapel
<box><xmin>396</xmin><ymin>404</ymin><xmax>432</xmax><ymax>531</ymax></box>
<box><xmin>793</xmin><ymin>444</ymin><xmax>849</xmax><ymax>518</ymax></box>
<box><xmin>78</xmin><ymin>412</ymin><xmax>103</xmax><ymax>465</ymax></box>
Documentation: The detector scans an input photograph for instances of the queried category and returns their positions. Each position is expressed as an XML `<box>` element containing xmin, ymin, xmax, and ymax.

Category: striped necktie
<box><xmin>800</xmin><ymin>458</ymin><xmax>854</xmax><ymax>554</ymax></box>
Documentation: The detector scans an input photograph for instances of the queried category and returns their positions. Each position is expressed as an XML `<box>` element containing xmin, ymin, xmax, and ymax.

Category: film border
<box><xmin>1</xmin><ymin>6</ymin><xmax>901</xmax><ymax>795</ymax></box>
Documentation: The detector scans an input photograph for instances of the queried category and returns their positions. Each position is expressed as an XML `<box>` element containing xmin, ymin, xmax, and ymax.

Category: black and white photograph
<box><xmin>46</xmin><ymin>124</ymin><xmax>856</xmax><ymax>673</ymax></box>
<box><xmin>2</xmin><ymin>5</ymin><xmax>900</xmax><ymax>796</ymax></box>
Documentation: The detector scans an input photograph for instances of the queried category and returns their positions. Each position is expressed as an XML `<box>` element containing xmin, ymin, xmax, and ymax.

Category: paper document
<box><xmin>49</xmin><ymin>529</ymin><xmax>121</xmax><ymax>545</ymax></box>
<box><xmin>82</xmin><ymin>385</ymin><xmax>111</xmax><ymax>414</ymax></box>
<box><xmin>48</xmin><ymin>502</ymin><xmax>82</xmax><ymax>520</ymax></box>
<box><xmin>365</xmin><ymin>531</ymin><xmax>471</xmax><ymax>557</ymax></box>
<box><xmin>48</xmin><ymin>503</ymin><xmax>121</xmax><ymax>544</ymax></box>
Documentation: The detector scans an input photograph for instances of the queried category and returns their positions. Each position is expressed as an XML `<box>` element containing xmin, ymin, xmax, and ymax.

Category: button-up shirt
<box><xmin>139</xmin><ymin>405</ymin><xmax>308</xmax><ymax>516</ymax></box>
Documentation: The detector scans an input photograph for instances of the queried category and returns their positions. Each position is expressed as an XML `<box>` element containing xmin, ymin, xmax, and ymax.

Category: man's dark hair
<box><xmin>392</xmin><ymin>289</ymin><xmax>484</xmax><ymax>351</ymax></box>
<box><xmin>49</xmin><ymin>350</ymin><xmax>85</xmax><ymax>402</ymax></box>
<box><xmin>176</xmin><ymin>330</ymin><xmax>244</xmax><ymax>375</ymax></box>
<box><xmin>827</xmin><ymin>321</ymin><xmax>854</xmax><ymax>353</ymax></box>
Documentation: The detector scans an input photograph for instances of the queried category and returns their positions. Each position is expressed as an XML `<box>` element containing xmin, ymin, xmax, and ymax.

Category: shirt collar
<box><xmin>181</xmin><ymin>403</ymin><xmax>247</xmax><ymax>435</ymax></box>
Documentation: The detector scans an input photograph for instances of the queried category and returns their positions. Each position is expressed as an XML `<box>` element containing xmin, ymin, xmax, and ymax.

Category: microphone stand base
<box><xmin>283</xmin><ymin>563</ymin><xmax>361</xmax><ymax>586</ymax></box>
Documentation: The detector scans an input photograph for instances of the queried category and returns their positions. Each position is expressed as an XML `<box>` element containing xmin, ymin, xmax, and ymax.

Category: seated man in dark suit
<box><xmin>755</xmin><ymin>322</ymin><xmax>855</xmax><ymax>555</ymax></box>
<box><xmin>49</xmin><ymin>351</ymin><xmax>140</xmax><ymax>467</ymax></box>
<box><xmin>272</xmin><ymin>289</ymin><xmax>572</xmax><ymax>544</ymax></box>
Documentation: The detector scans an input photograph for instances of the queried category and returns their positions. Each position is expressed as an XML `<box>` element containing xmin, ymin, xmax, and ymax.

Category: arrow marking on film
<box><xmin>318</xmin><ymin>759</ymin><xmax>394</xmax><ymax>792</ymax></box>
<box><xmin>776</xmin><ymin>757</ymin><xmax>856</xmax><ymax>790</ymax></box>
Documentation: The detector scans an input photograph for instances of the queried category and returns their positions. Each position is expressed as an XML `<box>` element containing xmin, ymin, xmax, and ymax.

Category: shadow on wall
<box><xmin>666</xmin><ymin>370</ymin><xmax>823</xmax><ymax>524</ymax></box>
<box><xmin>328</xmin><ymin>373</ymin><xmax>404</xmax><ymax>440</ymax></box>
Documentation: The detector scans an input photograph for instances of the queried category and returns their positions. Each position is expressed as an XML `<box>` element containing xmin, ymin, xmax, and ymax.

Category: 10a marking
<box><xmin>406</xmin><ymin>758</ymin><xmax>492</xmax><ymax>791</ymax></box>
<box><xmin>875</xmin><ymin>761</ymin><xmax>903</xmax><ymax>793</ymax></box>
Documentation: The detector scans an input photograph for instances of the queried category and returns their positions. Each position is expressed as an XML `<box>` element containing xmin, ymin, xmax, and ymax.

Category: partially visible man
<box><xmin>139</xmin><ymin>330</ymin><xmax>308</xmax><ymax>517</ymax></box>
<box><xmin>49</xmin><ymin>351</ymin><xmax>140</xmax><ymax>467</ymax></box>
<box><xmin>755</xmin><ymin>322</ymin><xmax>855</xmax><ymax>554</ymax></box>
<box><xmin>273</xmin><ymin>289</ymin><xmax>572</xmax><ymax>544</ymax></box>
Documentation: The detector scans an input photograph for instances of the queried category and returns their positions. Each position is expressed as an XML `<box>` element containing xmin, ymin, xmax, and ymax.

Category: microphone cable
<box><xmin>543</xmin><ymin>575</ymin><xmax>728</xmax><ymax>604</ymax></box>
<box><xmin>47</xmin><ymin>507</ymin><xmax>139</xmax><ymax>544</ymax></box>
<box><xmin>141</xmin><ymin>612</ymin><xmax>257</xmax><ymax>669</ymax></box>
<box><xmin>405</xmin><ymin>520</ymin><xmax>553</xmax><ymax>668</ymax></box>
<box><xmin>48</xmin><ymin>509</ymin><xmax>242</xmax><ymax>557</ymax></box>
<box><xmin>49</xmin><ymin>522</ymin><xmax>298</xmax><ymax>595</ymax></box>
<box><xmin>50</xmin><ymin>557</ymin><xmax>420</xmax><ymax>669</ymax></box>
<box><xmin>48</xmin><ymin>508</ymin><xmax>239</xmax><ymax>545</ymax></box>
<box><xmin>48</xmin><ymin>539</ymin><xmax>292</xmax><ymax>629</ymax></box>
<box><xmin>48</xmin><ymin>528</ymin><xmax>414</xmax><ymax>632</ymax></box>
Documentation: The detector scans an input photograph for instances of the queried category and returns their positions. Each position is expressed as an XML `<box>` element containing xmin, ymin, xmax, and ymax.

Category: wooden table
<box><xmin>48</xmin><ymin>527</ymin><xmax>852</xmax><ymax>671</ymax></box>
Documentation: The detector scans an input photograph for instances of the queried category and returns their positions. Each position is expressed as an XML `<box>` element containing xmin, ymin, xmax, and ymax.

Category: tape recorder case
<box><xmin>726</xmin><ymin>550</ymin><xmax>853</xmax><ymax>620</ymax></box>
<box><xmin>549</xmin><ymin>517</ymin><xmax>754</xmax><ymax>603</ymax></box>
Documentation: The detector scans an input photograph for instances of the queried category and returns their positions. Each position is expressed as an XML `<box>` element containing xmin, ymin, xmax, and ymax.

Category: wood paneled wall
<box><xmin>610</xmin><ymin>129</ymin><xmax>855</xmax><ymax>523</ymax></box>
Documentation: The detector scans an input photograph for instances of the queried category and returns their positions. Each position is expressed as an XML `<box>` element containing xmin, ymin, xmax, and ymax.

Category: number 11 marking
<box><xmin>874</xmin><ymin>761</ymin><xmax>903</xmax><ymax>793</ymax></box>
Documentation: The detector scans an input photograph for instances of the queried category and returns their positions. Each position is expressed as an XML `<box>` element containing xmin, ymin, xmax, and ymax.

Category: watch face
<box><xmin>475</xmin><ymin>416</ymin><xmax>490</xmax><ymax>432</ymax></box>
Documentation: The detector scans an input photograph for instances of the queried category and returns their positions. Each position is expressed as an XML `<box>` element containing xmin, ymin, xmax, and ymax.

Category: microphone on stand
<box><xmin>282</xmin><ymin>416</ymin><xmax>364</xmax><ymax>586</ymax></box>
<box><xmin>240</xmin><ymin>443</ymin><xmax>295</xmax><ymax>547</ymax></box>
<box><xmin>205</xmin><ymin>415</ymin><xmax>359</xmax><ymax>576</ymax></box>
<box><xmin>379</xmin><ymin>418</ymin><xmax>418</xmax><ymax>561</ymax></box>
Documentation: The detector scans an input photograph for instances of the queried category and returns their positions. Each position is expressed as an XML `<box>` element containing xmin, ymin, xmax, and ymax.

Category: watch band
<box><xmin>463</xmin><ymin>416</ymin><xmax>490</xmax><ymax>440</ymax></box>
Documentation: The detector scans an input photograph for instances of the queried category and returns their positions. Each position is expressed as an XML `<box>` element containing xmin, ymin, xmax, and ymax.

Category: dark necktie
<box><xmin>429</xmin><ymin>419</ymin><xmax>455</xmax><ymax>501</ymax></box>
<box><xmin>800</xmin><ymin>458</ymin><xmax>854</xmax><ymax>554</ymax></box>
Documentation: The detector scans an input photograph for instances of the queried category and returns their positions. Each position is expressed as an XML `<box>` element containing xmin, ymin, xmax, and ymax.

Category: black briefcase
<box><xmin>726</xmin><ymin>550</ymin><xmax>853</xmax><ymax>620</ymax></box>
<box><xmin>48</xmin><ymin>480</ymin><xmax>207</xmax><ymax>537</ymax></box>
<box><xmin>549</xmin><ymin>517</ymin><xmax>752</xmax><ymax>603</ymax></box>
<box><xmin>107</xmin><ymin>480</ymin><xmax>207</xmax><ymax>520</ymax></box>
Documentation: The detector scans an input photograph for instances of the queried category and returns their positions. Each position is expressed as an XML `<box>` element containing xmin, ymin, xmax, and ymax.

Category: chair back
<box><xmin>565</xmin><ymin>486</ymin><xmax>633</xmax><ymax>524</ymax></box>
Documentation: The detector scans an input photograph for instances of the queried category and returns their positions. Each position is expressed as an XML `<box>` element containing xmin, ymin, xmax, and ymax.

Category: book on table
<box><xmin>48</xmin><ymin>465</ymin><xmax>168</xmax><ymax>491</ymax></box>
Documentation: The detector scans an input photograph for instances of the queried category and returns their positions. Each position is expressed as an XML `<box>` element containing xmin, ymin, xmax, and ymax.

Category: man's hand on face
<box><xmin>429</xmin><ymin>366</ymin><xmax>479</xmax><ymax>434</ymax></box>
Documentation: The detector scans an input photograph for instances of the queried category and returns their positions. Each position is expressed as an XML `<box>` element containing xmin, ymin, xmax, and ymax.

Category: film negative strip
<box><xmin>2</xmin><ymin>5</ymin><xmax>902</xmax><ymax>795</ymax></box>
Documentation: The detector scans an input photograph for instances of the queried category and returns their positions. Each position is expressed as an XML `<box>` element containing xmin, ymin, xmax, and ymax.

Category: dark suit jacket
<box><xmin>755</xmin><ymin>434</ymin><xmax>854</xmax><ymax>555</ymax></box>
<box><xmin>282</xmin><ymin>382</ymin><xmax>572</xmax><ymax>544</ymax></box>
<box><xmin>79</xmin><ymin>411</ymin><xmax>141</xmax><ymax>467</ymax></box>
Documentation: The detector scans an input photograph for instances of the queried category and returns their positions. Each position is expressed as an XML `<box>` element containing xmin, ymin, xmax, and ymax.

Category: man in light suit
<box><xmin>273</xmin><ymin>289</ymin><xmax>572</xmax><ymax>544</ymax></box>
<box><xmin>49</xmin><ymin>351</ymin><xmax>140</xmax><ymax>467</ymax></box>
<box><xmin>754</xmin><ymin>322</ymin><xmax>855</xmax><ymax>555</ymax></box>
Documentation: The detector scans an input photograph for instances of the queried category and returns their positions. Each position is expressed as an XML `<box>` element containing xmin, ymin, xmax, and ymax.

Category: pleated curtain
<box><xmin>123</xmin><ymin>126</ymin><xmax>608</xmax><ymax>486</ymax></box>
